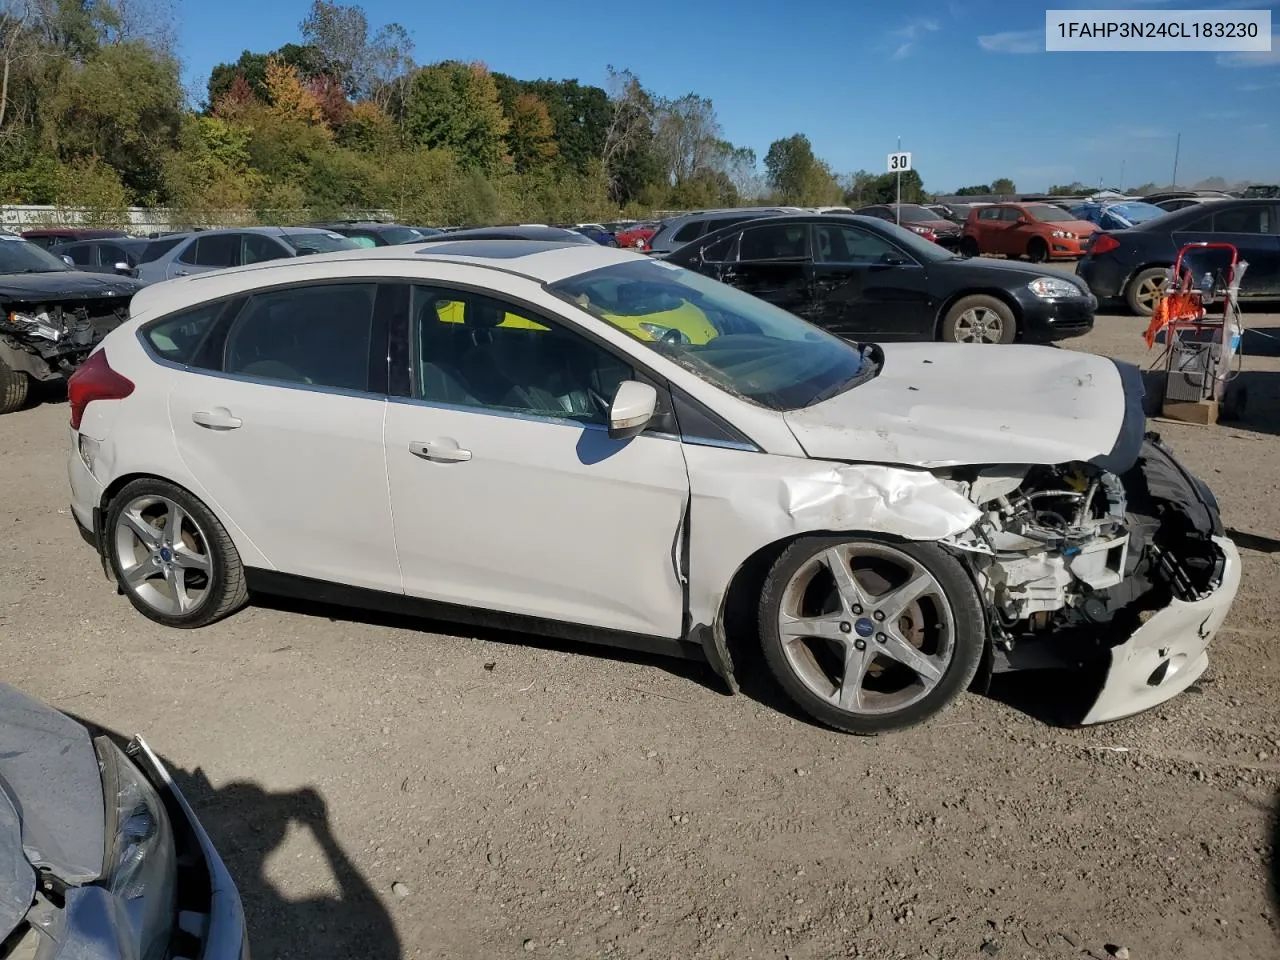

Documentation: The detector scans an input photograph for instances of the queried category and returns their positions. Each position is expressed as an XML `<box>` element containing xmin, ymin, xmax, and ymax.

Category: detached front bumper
<box><xmin>1082</xmin><ymin>534</ymin><xmax>1241</xmax><ymax>725</ymax></box>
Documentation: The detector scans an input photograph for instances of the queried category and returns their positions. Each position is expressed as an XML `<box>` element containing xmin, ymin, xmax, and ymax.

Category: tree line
<box><xmin>0</xmin><ymin>0</ymin><xmax>1028</xmax><ymax>227</ymax></box>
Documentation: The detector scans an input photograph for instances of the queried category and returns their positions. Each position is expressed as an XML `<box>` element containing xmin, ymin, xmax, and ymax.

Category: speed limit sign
<box><xmin>887</xmin><ymin>151</ymin><xmax>912</xmax><ymax>173</ymax></box>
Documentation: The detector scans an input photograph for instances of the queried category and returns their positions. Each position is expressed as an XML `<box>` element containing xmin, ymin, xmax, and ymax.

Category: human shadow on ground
<box><xmin>69</xmin><ymin>714</ymin><xmax>402</xmax><ymax>960</ymax></box>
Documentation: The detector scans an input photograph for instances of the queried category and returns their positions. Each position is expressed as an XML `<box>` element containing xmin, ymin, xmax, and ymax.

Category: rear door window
<box><xmin>139</xmin><ymin>235</ymin><xmax>185</xmax><ymax>263</ymax></box>
<box><xmin>671</xmin><ymin>221</ymin><xmax>706</xmax><ymax>243</ymax></box>
<box><xmin>1211</xmin><ymin>205</ymin><xmax>1273</xmax><ymax>234</ymax></box>
<box><xmin>183</xmin><ymin>233</ymin><xmax>240</xmax><ymax>267</ymax></box>
<box><xmin>242</xmin><ymin>233</ymin><xmax>289</xmax><ymax>264</ymax></box>
<box><xmin>738</xmin><ymin>223</ymin><xmax>812</xmax><ymax>261</ymax></box>
<box><xmin>222</xmin><ymin>283</ymin><xmax>378</xmax><ymax>392</ymax></box>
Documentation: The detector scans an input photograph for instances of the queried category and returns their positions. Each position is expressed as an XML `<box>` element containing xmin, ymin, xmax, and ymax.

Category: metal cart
<box><xmin>1143</xmin><ymin>241</ymin><xmax>1248</xmax><ymax>422</ymax></box>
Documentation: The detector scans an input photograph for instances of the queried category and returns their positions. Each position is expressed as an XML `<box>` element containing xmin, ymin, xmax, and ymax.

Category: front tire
<box><xmin>0</xmin><ymin>359</ymin><xmax>29</xmax><ymax>414</ymax></box>
<box><xmin>940</xmin><ymin>294</ymin><xmax>1017</xmax><ymax>344</ymax></box>
<box><xmin>759</xmin><ymin>535</ymin><xmax>985</xmax><ymax>735</ymax></box>
<box><xmin>1026</xmin><ymin>238</ymin><xmax>1049</xmax><ymax>263</ymax></box>
<box><xmin>1125</xmin><ymin>267</ymin><xmax>1169</xmax><ymax>316</ymax></box>
<box><xmin>959</xmin><ymin>236</ymin><xmax>980</xmax><ymax>258</ymax></box>
<box><xmin>105</xmin><ymin>478</ymin><xmax>248</xmax><ymax>628</ymax></box>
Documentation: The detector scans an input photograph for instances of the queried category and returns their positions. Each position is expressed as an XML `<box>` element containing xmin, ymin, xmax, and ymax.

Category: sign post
<box><xmin>887</xmin><ymin>143</ymin><xmax>912</xmax><ymax>226</ymax></box>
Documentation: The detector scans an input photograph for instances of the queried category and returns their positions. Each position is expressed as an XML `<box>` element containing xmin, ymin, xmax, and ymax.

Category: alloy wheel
<box><xmin>952</xmin><ymin>307</ymin><xmax>1005</xmax><ymax>343</ymax></box>
<box><xmin>776</xmin><ymin>542</ymin><xmax>956</xmax><ymax>716</ymax></box>
<box><xmin>1136</xmin><ymin>275</ymin><xmax>1167</xmax><ymax>311</ymax></box>
<box><xmin>113</xmin><ymin>494</ymin><xmax>213</xmax><ymax>616</ymax></box>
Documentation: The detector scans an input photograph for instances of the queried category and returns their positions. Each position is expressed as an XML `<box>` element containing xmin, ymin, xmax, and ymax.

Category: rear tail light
<box><xmin>1090</xmin><ymin>234</ymin><xmax>1120</xmax><ymax>255</ymax></box>
<box><xmin>67</xmin><ymin>349</ymin><xmax>134</xmax><ymax>429</ymax></box>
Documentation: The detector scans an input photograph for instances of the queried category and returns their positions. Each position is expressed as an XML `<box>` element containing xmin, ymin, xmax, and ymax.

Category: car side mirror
<box><xmin>61</xmin><ymin>255</ymin><xmax>75</xmax><ymax>266</ymax></box>
<box><xmin>608</xmin><ymin>380</ymin><xmax>658</xmax><ymax>441</ymax></box>
<box><xmin>113</xmin><ymin>261</ymin><xmax>131</xmax><ymax>275</ymax></box>
<box><xmin>1016</xmin><ymin>217</ymin><xmax>1031</xmax><ymax>226</ymax></box>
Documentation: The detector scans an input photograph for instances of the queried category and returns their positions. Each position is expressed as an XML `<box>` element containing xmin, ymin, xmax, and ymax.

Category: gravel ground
<box><xmin>1</xmin><ymin>294</ymin><xmax>1278</xmax><ymax>960</ymax></box>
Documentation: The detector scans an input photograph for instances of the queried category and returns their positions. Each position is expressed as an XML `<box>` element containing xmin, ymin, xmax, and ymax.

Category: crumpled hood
<box><xmin>0</xmin><ymin>271</ymin><xmax>141</xmax><ymax>301</ymax></box>
<box><xmin>0</xmin><ymin>683</ymin><xmax>105</xmax><ymax>941</ymax></box>
<box><xmin>783</xmin><ymin>343</ymin><xmax>1137</xmax><ymax>469</ymax></box>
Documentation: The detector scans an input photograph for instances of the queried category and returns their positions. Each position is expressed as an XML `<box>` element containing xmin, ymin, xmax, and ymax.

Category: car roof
<box><xmin>124</xmin><ymin>241</ymin><xmax>645</xmax><ymax>319</ymax></box>
<box><xmin>432</xmin><ymin>225</ymin><xmax>591</xmax><ymax>242</ymax></box>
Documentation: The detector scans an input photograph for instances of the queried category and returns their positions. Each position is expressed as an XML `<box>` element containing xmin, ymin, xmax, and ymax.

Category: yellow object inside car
<box><xmin>435</xmin><ymin>299</ymin><xmax>548</xmax><ymax>330</ymax></box>
<box><xmin>435</xmin><ymin>294</ymin><xmax>717</xmax><ymax>345</ymax></box>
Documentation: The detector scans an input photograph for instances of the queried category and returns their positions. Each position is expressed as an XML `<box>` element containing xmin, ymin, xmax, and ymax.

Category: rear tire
<box><xmin>940</xmin><ymin>295</ymin><xmax>1017</xmax><ymax>344</ymax></box>
<box><xmin>105</xmin><ymin>478</ymin><xmax>249</xmax><ymax>628</ymax></box>
<box><xmin>959</xmin><ymin>237</ymin><xmax>980</xmax><ymax>258</ymax></box>
<box><xmin>1125</xmin><ymin>267</ymin><xmax>1169</xmax><ymax>317</ymax></box>
<box><xmin>1026</xmin><ymin>238</ymin><xmax>1049</xmax><ymax>263</ymax></box>
<box><xmin>0</xmin><ymin>360</ymin><xmax>29</xmax><ymax>414</ymax></box>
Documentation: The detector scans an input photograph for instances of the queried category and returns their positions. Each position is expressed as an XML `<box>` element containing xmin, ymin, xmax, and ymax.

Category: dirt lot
<box><xmin>2</xmin><ymin>297</ymin><xmax>1278</xmax><ymax>960</ymax></box>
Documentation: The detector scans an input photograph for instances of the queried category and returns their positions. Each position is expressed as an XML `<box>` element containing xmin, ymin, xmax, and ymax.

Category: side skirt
<box><xmin>243</xmin><ymin>569</ymin><xmax>708</xmax><ymax>663</ymax></box>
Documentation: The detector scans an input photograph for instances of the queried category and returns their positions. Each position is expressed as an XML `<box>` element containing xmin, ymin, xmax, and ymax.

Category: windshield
<box><xmin>378</xmin><ymin>227</ymin><xmax>422</xmax><ymax>245</ymax></box>
<box><xmin>282</xmin><ymin>231</ymin><xmax>360</xmax><ymax>255</ymax></box>
<box><xmin>1027</xmin><ymin>205</ymin><xmax>1076</xmax><ymax>222</ymax></box>
<box><xmin>861</xmin><ymin>218</ymin><xmax>958</xmax><ymax>262</ymax></box>
<box><xmin>0</xmin><ymin>236</ymin><xmax>74</xmax><ymax>274</ymax></box>
<box><xmin>548</xmin><ymin>258</ymin><xmax>875</xmax><ymax>411</ymax></box>
<box><xmin>895</xmin><ymin>205</ymin><xmax>938</xmax><ymax>223</ymax></box>
<box><xmin>1103</xmin><ymin>202</ymin><xmax>1165</xmax><ymax>225</ymax></box>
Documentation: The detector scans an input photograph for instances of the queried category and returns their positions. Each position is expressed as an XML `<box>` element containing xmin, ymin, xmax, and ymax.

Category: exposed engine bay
<box><xmin>940</xmin><ymin>432</ymin><xmax>1226</xmax><ymax>664</ymax></box>
<box><xmin>0</xmin><ymin>297</ymin><xmax>130</xmax><ymax>380</ymax></box>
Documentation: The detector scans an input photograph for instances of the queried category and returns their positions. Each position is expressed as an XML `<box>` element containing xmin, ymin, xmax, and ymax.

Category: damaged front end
<box><xmin>941</xmin><ymin>433</ymin><xmax>1240</xmax><ymax>724</ymax></box>
<box><xmin>0</xmin><ymin>297</ymin><xmax>129</xmax><ymax>381</ymax></box>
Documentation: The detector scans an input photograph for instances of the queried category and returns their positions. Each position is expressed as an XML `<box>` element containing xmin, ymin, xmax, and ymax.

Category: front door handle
<box><xmin>409</xmin><ymin>440</ymin><xmax>472</xmax><ymax>463</ymax></box>
<box><xmin>192</xmin><ymin>408</ymin><xmax>242</xmax><ymax>430</ymax></box>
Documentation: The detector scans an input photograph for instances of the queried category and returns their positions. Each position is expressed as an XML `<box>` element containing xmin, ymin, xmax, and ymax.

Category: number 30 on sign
<box><xmin>887</xmin><ymin>152</ymin><xmax>912</xmax><ymax>173</ymax></box>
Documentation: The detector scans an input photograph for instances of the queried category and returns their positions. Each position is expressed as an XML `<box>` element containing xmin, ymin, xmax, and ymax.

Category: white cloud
<box><xmin>978</xmin><ymin>30</ymin><xmax>1042</xmax><ymax>54</ymax></box>
<box><xmin>886</xmin><ymin>17</ymin><xmax>940</xmax><ymax>59</ymax></box>
<box><xmin>1217</xmin><ymin>34</ymin><xmax>1280</xmax><ymax>66</ymax></box>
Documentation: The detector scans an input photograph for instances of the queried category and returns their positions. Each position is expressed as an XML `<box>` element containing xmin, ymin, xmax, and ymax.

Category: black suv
<box><xmin>1076</xmin><ymin>198</ymin><xmax>1280</xmax><ymax>314</ymax></box>
<box><xmin>0</xmin><ymin>237</ymin><xmax>140</xmax><ymax>413</ymax></box>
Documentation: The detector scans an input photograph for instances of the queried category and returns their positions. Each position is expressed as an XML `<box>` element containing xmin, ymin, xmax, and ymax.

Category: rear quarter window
<box><xmin>671</xmin><ymin>221</ymin><xmax>706</xmax><ymax>243</ymax></box>
<box><xmin>137</xmin><ymin>236</ymin><xmax>186</xmax><ymax>263</ymax></box>
<box><xmin>141</xmin><ymin>301</ymin><xmax>225</xmax><ymax>364</ymax></box>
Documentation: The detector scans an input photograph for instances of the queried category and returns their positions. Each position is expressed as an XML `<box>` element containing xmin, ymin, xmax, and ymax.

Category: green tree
<box><xmin>990</xmin><ymin>177</ymin><xmax>1016</xmax><ymax>195</ymax></box>
<box><xmin>861</xmin><ymin>169</ymin><xmax>925</xmax><ymax>205</ymax></box>
<box><xmin>299</xmin><ymin>0</ymin><xmax>412</xmax><ymax>101</ymax></box>
<box><xmin>506</xmin><ymin>92</ymin><xmax>557</xmax><ymax>173</ymax></box>
<box><xmin>404</xmin><ymin>60</ymin><xmax>510</xmax><ymax>174</ymax></box>
<box><xmin>764</xmin><ymin>134</ymin><xmax>839</xmax><ymax>204</ymax></box>
<box><xmin>953</xmin><ymin>184</ymin><xmax>991</xmax><ymax>196</ymax></box>
<box><xmin>42</xmin><ymin>39</ymin><xmax>184</xmax><ymax>202</ymax></box>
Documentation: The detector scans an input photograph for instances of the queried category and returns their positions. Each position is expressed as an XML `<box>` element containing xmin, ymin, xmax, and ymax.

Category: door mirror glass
<box><xmin>61</xmin><ymin>254</ymin><xmax>75</xmax><ymax>266</ymax></box>
<box><xmin>113</xmin><ymin>261</ymin><xmax>131</xmax><ymax>274</ymax></box>
<box><xmin>608</xmin><ymin>380</ymin><xmax>657</xmax><ymax>440</ymax></box>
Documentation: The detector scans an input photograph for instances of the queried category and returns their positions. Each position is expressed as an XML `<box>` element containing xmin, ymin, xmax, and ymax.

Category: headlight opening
<box><xmin>96</xmin><ymin>737</ymin><xmax>178</xmax><ymax>960</ymax></box>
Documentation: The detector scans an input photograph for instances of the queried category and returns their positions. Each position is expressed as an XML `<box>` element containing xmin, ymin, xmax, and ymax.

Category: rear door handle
<box><xmin>192</xmin><ymin>408</ymin><xmax>242</xmax><ymax>430</ymax></box>
<box><xmin>409</xmin><ymin>440</ymin><xmax>472</xmax><ymax>463</ymax></box>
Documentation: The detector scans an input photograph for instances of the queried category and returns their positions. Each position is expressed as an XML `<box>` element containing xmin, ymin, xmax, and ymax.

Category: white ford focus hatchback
<box><xmin>66</xmin><ymin>240</ymin><xmax>1240</xmax><ymax>734</ymax></box>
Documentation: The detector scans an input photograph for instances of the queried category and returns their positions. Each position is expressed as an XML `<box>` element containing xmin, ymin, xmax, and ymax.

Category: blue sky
<box><xmin>175</xmin><ymin>0</ymin><xmax>1280</xmax><ymax>193</ymax></box>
